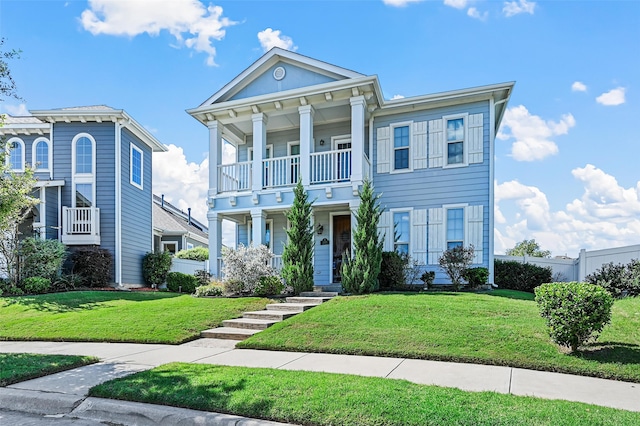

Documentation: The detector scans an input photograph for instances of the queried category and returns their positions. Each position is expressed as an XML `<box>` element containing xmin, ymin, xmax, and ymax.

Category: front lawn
<box><xmin>89</xmin><ymin>363</ymin><xmax>640</xmax><ymax>425</ymax></box>
<box><xmin>0</xmin><ymin>291</ymin><xmax>270</xmax><ymax>344</ymax></box>
<box><xmin>239</xmin><ymin>290</ymin><xmax>640</xmax><ymax>382</ymax></box>
<box><xmin>0</xmin><ymin>353</ymin><xmax>97</xmax><ymax>386</ymax></box>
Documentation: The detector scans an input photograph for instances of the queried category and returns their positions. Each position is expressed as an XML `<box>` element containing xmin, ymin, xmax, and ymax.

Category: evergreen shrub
<box><xmin>166</xmin><ymin>272</ymin><xmax>198</xmax><ymax>294</ymax></box>
<box><xmin>72</xmin><ymin>248</ymin><xmax>113</xmax><ymax>287</ymax></box>
<box><xmin>494</xmin><ymin>259</ymin><xmax>553</xmax><ymax>293</ymax></box>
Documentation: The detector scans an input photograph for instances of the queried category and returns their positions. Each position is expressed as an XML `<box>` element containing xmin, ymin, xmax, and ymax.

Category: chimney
<box><xmin>188</xmin><ymin>208</ymin><xmax>191</xmax><ymax>226</ymax></box>
<box><xmin>161</xmin><ymin>194</ymin><xmax>165</xmax><ymax>208</ymax></box>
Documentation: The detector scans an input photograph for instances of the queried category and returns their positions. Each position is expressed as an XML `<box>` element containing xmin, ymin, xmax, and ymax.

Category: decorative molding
<box><xmin>275</xmin><ymin>191</ymin><xmax>282</xmax><ymax>203</ymax></box>
<box><xmin>325</xmin><ymin>187</ymin><xmax>332</xmax><ymax>199</ymax></box>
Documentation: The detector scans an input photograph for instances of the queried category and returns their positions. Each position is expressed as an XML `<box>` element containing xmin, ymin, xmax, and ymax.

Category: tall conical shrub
<box><xmin>281</xmin><ymin>180</ymin><xmax>314</xmax><ymax>295</ymax></box>
<box><xmin>342</xmin><ymin>179</ymin><xmax>384</xmax><ymax>294</ymax></box>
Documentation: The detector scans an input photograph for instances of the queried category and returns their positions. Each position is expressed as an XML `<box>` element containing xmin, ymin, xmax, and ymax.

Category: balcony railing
<box><xmin>263</xmin><ymin>155</ymin><xmax>300</xmax><ymax>189</ymax></box>
<box><xmin>218</xmin><ymin>161</ymin><xmax>252</xmax><ymax>192</ymax></box>
<box><xmin>310</xmin><ymin>149</ymin><xmax>351</xmax><ymax>184</ymax></box>
<box><xmin>61</xmin><ymin>207</ymin><xmax>100</xmax><ymax>245</ymax></box>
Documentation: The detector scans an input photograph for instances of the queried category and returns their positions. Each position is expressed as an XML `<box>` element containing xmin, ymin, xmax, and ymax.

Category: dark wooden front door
<box><xmin>332</xmin><ymin>215</ymin><xmax>351</xmax><ymax>283</ymax></box>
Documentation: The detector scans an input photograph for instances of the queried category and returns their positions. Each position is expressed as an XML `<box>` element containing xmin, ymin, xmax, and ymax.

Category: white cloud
<box><xmin>391</xmin><ymin>94</ymin><xmax>405</xmax><ymax>100</ymax></box>
<box><xmin>80</xmin><ymin>0</ymin><xmax>235</xmax><ymax>66</ymax></box>
<box><xmin>571</xmin><ymin>81</ymin><xmax>587</xmax><ymax>92</ymax></box>
<box><xmin>503</xmin><ymin>0</ymin><xmax>536</xmax><ymax>17</ymax></box>
<box><xmin>444</xmin><ymin>0</ymin><xmax>468</xmax><ymax>10</ymax></box>
<box><xmin>467</xmin><ymin>7</ymin><xmax>488</xmax><ymax>20</ymax></box>
<box><xmin>257</xmin><ymin>28</ymin><xmax>296</xmax><ymax>52</ymax></box>
<box><xmin>497</xmin><ymin>105</ymin><xmax>575</xmax><ymax>161</ymax></box>
<box><xmin>596</xmin><ymin>87</ymin><xmax>626</xmax><ymax>106</ymax></box>
<box><xmin>382</xmin><ymin>0</ymin><xmax>423</xmax><ymax>6</ymax></box>
<box><xmin>1</xmin><ymin>103</ymin><xmax>30</xmax><ymax>116</ymax></box>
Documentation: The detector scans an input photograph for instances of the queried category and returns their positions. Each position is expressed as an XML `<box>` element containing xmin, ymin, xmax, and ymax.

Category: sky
<box><xmin>1</xmin><ymin>0</ymin><xmax>638</xmax><ymax>258</ymax></box>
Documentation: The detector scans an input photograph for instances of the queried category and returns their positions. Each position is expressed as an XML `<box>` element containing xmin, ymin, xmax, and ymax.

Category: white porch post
<box><xmin>299</xmin><ymin>105</ymin><xmax>314</xmax><ymax>186</ymax></box>
<box><xmin>207</xmin><ymin>121</ymin><xmax>223</xmax><ymax>197</ymax></box>
<box><xmin>350</xmin><ymin>95</ymin><xmax>366</xmax><ymax>186</ymax></box>
<box><xmin>252</xmin><ymin>113</ymin><xmax>268</xmax><ymax>193</ymax></box>
<box><xmin>251</xmin><ymin>209</ymin><xmax>266</xmax><ymax>246</ymax></box>
<box><xmin>208</xmin><ymin>212</ymin><xmax>222</xmax><ymax>277</ymax></box>
<box><xmin>349</xmin><ymin>199</ymin><xmax>360</xmax><ymax>257</ymax></box>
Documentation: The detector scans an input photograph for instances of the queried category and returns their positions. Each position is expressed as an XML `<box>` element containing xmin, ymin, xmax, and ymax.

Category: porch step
<box><xmin>200</xmin><ymin>327</ymin><xmax>260</xmax><ymax>340</ymax></box>
<box><xmin>314</xmin><ymin>285</ymin><xmax>342</xmax><ymax>293</ymax></box>
<box><xmin>285</xmin><ymin>296</ymin><xmax>333</xmax><ymax>304</ymax></box>
<box><xmin>243</xmin><ymin>310</ymin><xmax>300</xmax><ymax>321</ymax></box>
<box><xmin>300</xmin><ymin>291</ymin><xmax>339</xmax><ymax>298</ymax></box>
<box><xmin>222</xmin><ymin>318</ymin><xmax>279</xmax><ymax>330</ymax></box>
<box><xmin>266</xmin><ymin>303</ymin><xmax>317</xmax><ymax>312</ymax></box>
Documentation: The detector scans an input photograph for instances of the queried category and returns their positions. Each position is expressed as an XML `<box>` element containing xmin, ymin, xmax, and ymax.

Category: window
<box><xmin>162</xmin><ymin>242</ymin><xmax>177</xmax><ymax>255</ymax></box>
<box><xmin>33</xmin><ymin>139</ymin><xmax>50</xmax><ymax>171</ymax></box>
<box><xmin>75</xmin><ymin>183</ymin><xmax>93</xmax><ymax>207</ymax></box>
<box><xmin>446</xmin><ymin>208</ymin><xmax>464</xmax><ymax>249</ymax></box>
<box><xmin>288</xmin><ymin>142</ymin><xmax>300</xmax><ymax>184</ymax></box>
<box><xmin>72</xmin><ymin>133</ymin><xmax>96</xmax><ymax>209</ymax></box>
<box><xmin>186</xmin><ymin>242</ymin><xmax>194</xmax><ymax>250</ymax></box>
<box><xmin>248</xmin><ymin>219</ymin><xmax>274</xmax><ymax>250</ymax></box>
<box><xmin>130</xmin><ymin>144</ymin><xmax>144</xmax><ymax>189</ymax></box>
<box><xmin>75</xmin><ymin>137</ymin><xmax>93</xmax><ymax>174</ymax></box>
<box><xmin>6</xmin><ymin>138</ymin><xmax>24</xmax><ymax>171</ymax></box>
<box><xmin>394</xmin><ymin>211</ymin><xmax>410</xmax><ymax>255</ymax></box>
<box><xmin>446</xmin><ymin>117</ymin><xmax>464</xmax><ymax>165</ymax></box>
<box><xmin>393</xmin><ymin>125</ymin><xmax>409</xmax><ymax>170</ymax></box>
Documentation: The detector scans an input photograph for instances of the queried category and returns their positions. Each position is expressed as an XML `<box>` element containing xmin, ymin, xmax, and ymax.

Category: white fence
<box><xmin>170</xmin><ymin>258</ymin><xmax>209</xmax><ymax>275</ymax></box>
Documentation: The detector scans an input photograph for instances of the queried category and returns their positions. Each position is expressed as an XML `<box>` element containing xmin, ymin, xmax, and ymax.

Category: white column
<box><xmin>299</xmin><ymin>105</ymin><xmax>314</xmax><ymax>186</ymax></box>
<box><xmin>349</xmin><ymin>199</ymin><xmax>360</xmax><ymax>258</ymax></box>
<box><xmin>252</xmin><ymin>113</ymin><xmax>268</xmax><ymax>192</ymax></box>
<box><xmin>251</xmin><ymin>208</ymin><xmax>266</xmax><ymax>246</ymax></box>
<box><xmin>207</xmin><ymin>121</ymin><xmax>223</xmax><ymax>197</ymax></box>
<box><xmin>350</xmin><ymin>95</ymin><xmax>366</xmax><ymax>185</ymax></box>
<box><xmin>208</xmin><ymin>211</ymin><xmax>222</xmax><ymax>277</ymax></box>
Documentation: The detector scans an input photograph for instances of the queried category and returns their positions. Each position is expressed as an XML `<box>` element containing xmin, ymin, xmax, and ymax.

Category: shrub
<box><xmin>254</xmin><ymin>275</ymin><xmax>284</xmax><ymax>296</ymax></box>
<box><xmin>52</xmin><ymin>274</ymin><xmax>82</xmax><ymax>292</ymax></box>
<box><xmin>19</xmin><ymin>237</ymin><xmax>66</xmax><ymax>281</ymax></box>
<box><xmin>194</xmin><ymin>283</ymin><xmax>224</xmax><ymax>297</ymax></box>
<box><xmin>494</xmin><ymin>260</ymin><xmax>553</xmax><ymax>293</ymax></box>
<box><xmin>175</xmin><ymin>246</ymin><xmax>209</xmax><ymax>261</ymax></box>
<box><xmin>586</xmin><ymin>260</ymin><xmax>640</xmax><ymax>298</ymax></box>
<box><xmin>420</xmin><ymin>271</ymin><xmax>436</xmax><ymax>289</ymax></box>
<box><xmin>143</xmin><ymin>252</ymin><xmax>172</xmax><ymax>288</ymax></box>
<box><xmin>439</xmin><ymin>245</ymin><xmax>475</xmax><ymax>291</ymax></box>
<box><xmin>535</xmin><ymin>282</ymin><xmax>614</xmax><ymax>352</ymax></box>
<box><xmin>22</xmin><ymin>277</ymin><xmax>51</xmax><ymax>294</ymax></box>
<box><xmin>194</xmin><ymin>269</ymin><xmax>212</xmax><ymax>287</ymax></box>
<box><xmin>221</xmin><ymin>244</ymin><xmax>276</xmax><ymax>294</ymax></box>
<box><xmin>223</xmin><ymin>279</ymin><xmax>245</xmax><ymax>295</ymax></box>
<box><xmin>71</xmin><ymin>248</ymin><xmax>113</xmax><ymax>288</ymax></box>
<box><xmin>379</xmin><ymin>251</ymin><xmax>406</xmax><ymax>290</ymax></box>
<box><xmin>463</xmin><ymin>267</ymin><xmax>489</xmax><ymax>289</ymax></box>
<box><xmin>0</xmin><ymin>279</ymin><xmax>23</xmax><ymax>296</ymax></box>
<box><xmin>166</xmin><ymin>272</ymin><xmax>198</xmax><ymax>294</ymax></box>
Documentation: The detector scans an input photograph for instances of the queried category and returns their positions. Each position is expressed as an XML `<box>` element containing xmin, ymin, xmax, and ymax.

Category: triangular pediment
<box><xmin>201</xmin><ymin>48</ymin><xmax>366</xmax><ymax>106</ymax></box>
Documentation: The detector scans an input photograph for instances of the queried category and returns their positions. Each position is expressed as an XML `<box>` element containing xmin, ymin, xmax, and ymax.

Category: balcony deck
<box><xmin>61</xmin><ymin>207</ymin><xmax>100</xmax><ymax>245</ymax></box>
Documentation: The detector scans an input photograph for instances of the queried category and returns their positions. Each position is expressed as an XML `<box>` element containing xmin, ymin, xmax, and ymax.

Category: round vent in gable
<box><xmin>273</xmin><ymin>66</ymin><xmax>286</xmax><ymax>81</ymax></box>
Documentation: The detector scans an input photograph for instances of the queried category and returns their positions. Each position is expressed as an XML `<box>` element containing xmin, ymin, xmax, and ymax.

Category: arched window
<box><xmin>75</xmin><ymin>136</ymin><xmax>93</xmax><ymax>174</ymax></box>
<box><xmin>32</xmin><ymin>138</ymin><xmax>50</xmax><ymax>171</ymax></box>
<box><xmin>6</xmin><ymin>137</ymin><xmax>25</xmax><ymax>171</ymax></box>
<box><xmin>72</xmin><ymin>133</ymin><xmax>96</xmax><ymax>208</ymax></box>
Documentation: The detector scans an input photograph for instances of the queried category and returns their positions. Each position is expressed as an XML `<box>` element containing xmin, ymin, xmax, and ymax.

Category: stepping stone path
<box><xmin>201</xmin><ymin>291</ymin><xmax>338</xmax><ymax>340</ymax></box>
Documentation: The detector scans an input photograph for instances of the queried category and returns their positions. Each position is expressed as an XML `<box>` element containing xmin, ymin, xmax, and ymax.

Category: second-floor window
<box><xmin>446</xmin><ymin>118</ymin><xmax>465</xmax><ymax>166</ymax></box>
<box><xmin>75</xmin><ymin>136</ymin><xmax>93</xmax><ymax>174</ymax></box>
<box><xmin>393</xmin><ymin>125</ymin><xmax>410</xmax><ymax>170</ymax></box>
<box><xmin>7</xmin><ymin>138</ymin><xmax>24</xmax><ymax>171</ymax></box>
<box><xmin>33</xmin><ymin>138</ymin><xmax>50</xmax><ymax>171</ymax></box>
<box><xmin>130</xmin><ymin>144</ymin><xmax>144</xmax><ymax>189</ymax></box>
<box><xmin>72</xmin><ymin>133</ymin><xmax>96</xmax><ymax>209</ymax></box>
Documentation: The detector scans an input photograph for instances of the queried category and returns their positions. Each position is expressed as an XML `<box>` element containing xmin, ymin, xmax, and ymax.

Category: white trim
<box><xmin>6</xmin><ymin>137</ymin><xmax>25</xmax><ymax>171</ymax></box>
<box><xmin>489</xmin><ymin>98</ymin><xmax>496</xmax><ymax>283</ymax></box>
<box><xmin>32</xmin><ymin>137</ymin><xmax>51</xmax><ymax>172</ymax></box>
<box><xmin>389</xmin><ymin>121</ymin><xmax>413</xmax><ymax>174</ymax></box>
<box><xmin>287</xmin><ymin>140</ymin><xmax>300</xmax><ymax>155</ymax></box>
<box><xmin>115</xmin><ymin>123</ymin><xmax>122</xmax><ymax>285</ymax></box>
<box><xmin>331</xmin><ymin>134</ymin><xmax>351</xmax><ymax>151</ymax></box>
<box><xmin>390</xmin><ymin>207</ymin><xmax>413</xmax><ymax>255</ymax></box>
<box><xmin>443</xmin><ymin>203</ymin><xmax>468</xmax><ymax>250</ymax></box>
<box><xmin>71</xmin><ymin>133</ymin><xmax>96</xmax><ymax>208</ymax></box>
<box><xmin>442</xmin><ymin>113</ymin><xmax>469</xmax><ymax>168</ymax></box>
<box><xmin>57</xmin><ymin>186</ymin><xmax>62</xmax><ymax>241</ymax></box>
<box><xmin>162</xmin><ymin>241</ymin><xmax>178</xmax><ymax>254</ymax></box>
<box><xmin>329</xmin><ymin>211</ymin><xmax>351</xmax><ymax>284</ymax></box>
<box><xmin>129</xmin><ymin>143</ymin><xmax>144</xmax><ymax>190</ymax></box>
<box><xmin>49</xmin><ymin>123</ymin><xmax>54</xmax><ymax>179</ymax></box>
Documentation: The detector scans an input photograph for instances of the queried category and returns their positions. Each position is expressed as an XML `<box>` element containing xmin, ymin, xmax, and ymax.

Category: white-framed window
<box><xmin>6</xmin><ymin>137</ymin><xmax>25</xmax><ymax>171</ymax></box>
<box><xmin>32</xmin><ymin>137</ymin><xmax>51</xmax><ymax>171</ymax></box>
<box><xmin>130</xmin><ymin>143</ymin><xmax>144</xmax><ymax>190</ymax></box>
<box><xmin>72</xmin><ymin>133</ymin><xmax>96</xmax><ymax>208</ymax></box>
<box><xmin>393</xmin><ymin>210</ymin><xmax>411</xmax><ymax>255</ymax></box>
<box><xmin>288</xmin><ymin>141</ymin><xmax>300</xmax><ymax>184</ymax></box>
<box><xmin>446</xmin><ymin>207</ymin><xmax>465</xmax><ymax>249</ymax></box>
<box><xmin>392</xmin><ymin>124</ymin><xmax>411</xmax><ymax>171</ymax></box>
<box><xmin>162</xmin><ymin>241</ymin><xmax>177</xmax><ymax>255</ymax></box>
<box><xmin>444</xmin><ymin>114</ymin><xmax>468</xmax><ymax>167</ymax></box>
<box><xmin>186</xmin><ymin>242</ymin><xmax>194</xmax><ymax>250</ymax></box>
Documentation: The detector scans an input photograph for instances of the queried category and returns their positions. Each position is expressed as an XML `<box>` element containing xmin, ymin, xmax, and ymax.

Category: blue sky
<box><xmin>1</xmin><ymin>0</ymin><xmax>638</xmax><ymax>257</ymax></box>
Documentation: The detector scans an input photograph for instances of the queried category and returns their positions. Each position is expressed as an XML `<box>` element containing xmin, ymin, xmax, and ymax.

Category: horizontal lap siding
<box><xmin>120</xmin><ymin>128</ymin><xmax>153</xmax><ymax>285</ymax></box>
<box><xmin>313</xmin><ymin>210</ymin><xmax>331</xmax><ymax>285</ymax></box>
<box><xmin>45</xmin><ymin>187</ymin><xmax>59</xmax><ymax>240</ymax></box>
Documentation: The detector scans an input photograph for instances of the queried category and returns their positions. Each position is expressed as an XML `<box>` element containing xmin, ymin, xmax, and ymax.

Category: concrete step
<box><xmin>222</xmin><ymin>318</ymin><xmax>279</xmax><ymax>330</ymax></box>
<box><xmin>313</xmin><ymin>285</ymin><xmax>342</xmax><ymax>293</ymax></box>
<box><xmin>243</xmin><ymin>310</ymin><xmax>300</xmax><ymax>321</ymax></box>
<box><xmin>285</xmin><ymin>296</ymin><xmax>333</xmax><ymax>304</ymax></box>
<box><xmin>300</xmin><ymin>291</ymin><xmax>339</xmax><ymax>298</ymax></box>
<box><xmin>200</xmin><ymin>327</ymin><xmax>260</xmax><ymax>340</ymax></box>
<box><xmin>266</xmin><ymin>303</ymin><xmax>317</xmax><ymax>312</ymax></box>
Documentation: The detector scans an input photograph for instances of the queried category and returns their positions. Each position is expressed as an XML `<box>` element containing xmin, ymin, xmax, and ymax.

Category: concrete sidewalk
<box><xmin>1</xmin><ymin>339</ymin><xmax>639</xmax><ymax>424</ymax></box>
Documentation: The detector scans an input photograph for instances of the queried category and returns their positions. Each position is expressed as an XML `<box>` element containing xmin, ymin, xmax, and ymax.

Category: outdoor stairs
<box><xmin>200</xmin><ymin>291</ymin><xmax>337</xmax><ymax>341</ymax></box>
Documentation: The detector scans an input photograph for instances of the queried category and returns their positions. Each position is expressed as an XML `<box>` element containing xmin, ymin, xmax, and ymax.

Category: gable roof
<box><xmin>153</xmin><ymin>195</ymin><xmax>208</xmax><ymax>243</ymax></box>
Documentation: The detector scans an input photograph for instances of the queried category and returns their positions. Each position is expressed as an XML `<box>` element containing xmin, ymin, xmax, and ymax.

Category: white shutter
<box><xmin>412</xmin><ymin>121</ymin><xmax>427</xmax><ymax>170</ymax></box>
<box><xmin>376</xmin><ymin>127</ymin><xmax>391</xmax><ymax>174</ymax></box>
<box><xmin>468</xmin><ymin>113</ymin><xmax>483</xmax><ymax>164</ymax></box>
<box><xmin>467</xmin><ymin>205</ymin><xmax>484</xmax><ymax>264</ymax></box>
<box><xmin>428</xmin><ymin>208</ymin><xmax>444</xmax><ymax>265</ymax></box>
<box><xmin>428</xmin><ymin>119</ymin><xmax>444</xmax><ymax>168</ymax></box>
<box><xmin>412</xmin><ymin>209</ymin><xmax>427</xmax><ymax>265</ymax></box>
<box><xmin>378</xmin><ymin>211</ymin><xmax>394</xmax><ymax>251</ymax></box>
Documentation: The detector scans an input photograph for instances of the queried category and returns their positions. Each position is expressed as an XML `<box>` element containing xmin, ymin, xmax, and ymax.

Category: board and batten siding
<box><xmin>372</xmin><ymin>101</ymin><xmax>491</xmax><ymax>282</ymax></box>
<box><xmin>120</xmin><ymin>128</ymin><xmax>153</xmax><ymax>285</ymax></box>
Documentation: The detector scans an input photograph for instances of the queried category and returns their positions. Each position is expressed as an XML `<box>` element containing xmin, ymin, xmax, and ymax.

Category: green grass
<box><xmin>239</xmin><ymin>290</ymin><xmax>640</xmax><ymax>382</ymax></box>
<box><xmin>0</xmin><ymin>353</ymin><xmax>97</xmax><ymax>386</ymax></box>
<box><xmin>90</xmin><ymin>363</ymin><xmax>640</xmax><ymax>425</ymax></box>
<box><xmin>0</xmin><ymin>291</ymin><xmax>270</xmax><ymax>344</ymax></box>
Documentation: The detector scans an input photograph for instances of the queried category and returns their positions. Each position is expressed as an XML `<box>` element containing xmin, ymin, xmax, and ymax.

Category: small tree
<box><xmin>342</xmin><ymin>179</ymin><xmax>383</xmax><ymax>294</ymax></box>
<box><xmin>143</xmin><ymin>251</ymin><xmax>172</xmax><ymax>288</ymax></box>
<box><xmin>281</xmin><ymin>180</ymin><xmax>314</xmax><ymax>295</ymax></box>
<box><xmin>439</xmin><ymin>245</ymin><xmax>475</xmax><ymax>291</ymax></box>
<box><xmin>19</xmin><ymin>237</ymin><xmax>66</xmax><ymax>281</ymax></box>
<box><xmin>506</xmin><ymin>239</ymin><xmax>551</xmax><ymax>258</ymax></box>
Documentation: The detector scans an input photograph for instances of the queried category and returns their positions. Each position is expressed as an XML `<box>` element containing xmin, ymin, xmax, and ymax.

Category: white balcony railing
<box><xmin>310</xmin><ymin>149</ymin><xmax>351</xmax><ymax>184</ymax></box>
<box><xmin>61</xmin><ymin>207</ymin><xmax>100</xmax><ymax>245</ymax></box>
<box><xmin>218</xmin><ymin>162</ymin><xmax>252</xmax><ymax>192</ymax></box>
<box><xmin>263</xmin><ymin>155</ymin><xmax>300</xmax><ymax>189</ymax></box>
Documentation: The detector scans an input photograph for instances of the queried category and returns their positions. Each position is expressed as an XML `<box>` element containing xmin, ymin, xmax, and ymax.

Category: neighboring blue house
<box><xmin>1</xmin><ymin>106</ymin><xmax>167</xmax><ymax>286</ymax></box>
<box><xmin>188</xmin><ymin>48</ymin><xmax>514</xmax><ymax>286</ymax></box>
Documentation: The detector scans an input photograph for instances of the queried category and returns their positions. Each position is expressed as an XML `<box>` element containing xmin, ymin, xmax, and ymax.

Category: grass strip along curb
<box><xmin>90</xmin><ymin>363</ymin><xmax>640</xmax><ymax>426</ymax></box>
<box><xmin>0</xmin><ymin>353</ymin><xmax>98</xmax><ymax>386</ymax></box>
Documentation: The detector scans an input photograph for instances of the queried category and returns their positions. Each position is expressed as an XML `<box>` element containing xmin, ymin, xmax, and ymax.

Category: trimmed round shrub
<box><xmin>71</xmin><ymin>248</ymin><xmax>113</xmax><ymax>287</ymax></box>
<box><xmin>175</xmin><ymin>246</ymin><xmax>209</xmax><ymax>261</ymax></box>
<box><xmin>194</xmin><ymin>283</ymin><xmax>224</xmax><ymax>297</ymax></box>
<box><xmin>22</xmin><ymin>277</ymin><xmax>51</xmax><ymax>294</ymax></box>
<box><xmin>534</xmin><ymin>282</ymin><xmax>614</xmax><ymax>352</ymax></box>
<box><xmin>254</xmin><ymin>275</ymin><xmax>284</xmax><ymax>296</ymax></box>
<box><xmin>166</xmin><ymin>272</ymin><xmax>198</xmax><ymax>294</ymax></box>
<box><xmin>494</xmin><ymin>260</ymin><xmax>553</xmax><ymax>293</ymax></box>
<box><xmin>143</xmin><ymin>252</ymin><xmax>172</xmax><ymax>288</ymax></box>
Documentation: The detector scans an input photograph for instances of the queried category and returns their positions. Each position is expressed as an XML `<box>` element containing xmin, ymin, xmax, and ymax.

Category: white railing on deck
<box><xmin>63</xmin><ymin>207</ymin><xmax>100</xmax><ymax>235</ymax></box>
<box><xmin>218</xmin><ymin>162</ymin><xmax>251</xmax><ymax>192</ymax></box>
<box><xmin>310</xmin><ymin>149</ymin><xmax>351</xmax><ymax>184</ymax></box>
<box><xmin>263</xmin><ymin>155</ymin><xmax>300</xmax><ymax>189</ymax></box>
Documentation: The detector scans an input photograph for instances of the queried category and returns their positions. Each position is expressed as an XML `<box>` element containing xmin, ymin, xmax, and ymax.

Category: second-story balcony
<box><xmin>217</xmin><ymin>148</ymin><xmax>370</xmax><ymax>194</ymax></box>
<box><xmin>61</xmin><ymin>207</ymin><xmax>101</xmax><ymax>245</ymax></box>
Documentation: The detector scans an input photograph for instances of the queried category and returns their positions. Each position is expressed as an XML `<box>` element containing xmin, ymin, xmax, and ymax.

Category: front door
<box><xmin>332</xmin><ymin>215</ymin><xmax>351</xmax><ymax>283</ymax></box>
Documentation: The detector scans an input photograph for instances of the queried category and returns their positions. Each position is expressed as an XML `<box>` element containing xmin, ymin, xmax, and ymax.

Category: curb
<box><xmin>0</xmin><ymin>388</ymin><xmax>84</xmax><ymax>415</ymax></box>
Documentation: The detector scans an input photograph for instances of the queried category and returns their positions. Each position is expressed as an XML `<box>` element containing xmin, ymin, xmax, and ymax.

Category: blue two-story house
<box><xmin>187</xmin><ymin>48</ymin><xmax>513</xmax><ymax>286</ymax></box>
<box><xmin>1</xmin><ymin>106</ymin><xmax>167</xmax><ymax>286</ymax></box>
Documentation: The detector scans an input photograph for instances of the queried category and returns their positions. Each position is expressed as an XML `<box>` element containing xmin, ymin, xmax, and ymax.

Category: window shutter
<box><xmin>428</xmin><ymin>119</ymin><xmax>443</xmax><ymax>168</ymax></box>
<box><xmin>376</xmin><ymin>127</ymin><xmax>391</xmax><ymax>174</ymax></box>
<box><xmin>466</xmin><ymin>205</ymin><xmax>483</xmax><ymax>264</ymax></box>
<box><xmin>412</xmin><ymin>121</ymin><xmax>427</xmax><ymax>170</ymax></box>
<box><xmin>468</xmin><ymin>113</ymin><xmax>483</xmax><ymax>164</ymax></box>
<box><xmin>428</xmin><ymin>207</ymin><xmax>444</xmax><ymax>265</ymax></box>
<box><xmin>378</xmin><ymin>211</ymin><xmax>394</xmax><ymax>251</ymax></box>
<box><xmin>412</xmin><ymin>209</ymin><xmax>427</xmax><ymax>265</ymax></box>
